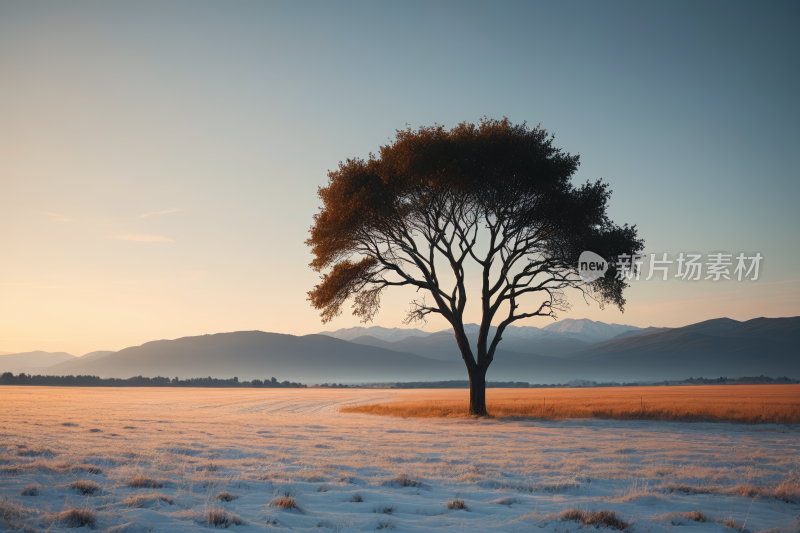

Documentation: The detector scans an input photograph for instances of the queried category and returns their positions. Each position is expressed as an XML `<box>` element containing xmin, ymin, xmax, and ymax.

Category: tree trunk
<box><xmin>468</xmin><ymin>366</ymin><xmax>488</xmax><ymax>416</ymax></box>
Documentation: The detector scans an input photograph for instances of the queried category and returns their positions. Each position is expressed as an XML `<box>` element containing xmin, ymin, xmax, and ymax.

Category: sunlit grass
<box><xmin>341</xmin><ymin>385</ymin><xmax>800</xmax><ymax>423</ymax></box>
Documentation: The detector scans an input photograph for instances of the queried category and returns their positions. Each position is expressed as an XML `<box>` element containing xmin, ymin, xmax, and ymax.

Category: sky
<box><xmin>1</xmin><ymin>1</ymin><xmax>798</xmax><ymax>356</ymax></box>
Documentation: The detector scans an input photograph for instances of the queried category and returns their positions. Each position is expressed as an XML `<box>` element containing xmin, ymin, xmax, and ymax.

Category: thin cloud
<box><xmin>34</xmin><ymin>210</ymin><xmax>72</xmax><ymax>222</ymax></box>
<box><xmin>113</xmin><ymin>234</ymin><xmax>175</xmax><ymax>242</ymax></box>
<box><xmin>137</xmin><ymin>208</ymin><xmax>183</xmax><ymax>219</ymax></box>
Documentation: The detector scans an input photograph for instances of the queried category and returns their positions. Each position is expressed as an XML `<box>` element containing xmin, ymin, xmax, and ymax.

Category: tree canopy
<box><xmin>307</xmin><ymin>118</ymin><xmax>643</xmax><ymax>415</ymax></box>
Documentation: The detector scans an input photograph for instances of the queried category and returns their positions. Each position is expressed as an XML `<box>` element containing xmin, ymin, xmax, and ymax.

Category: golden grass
<box><xmin>206</xmin><ymin>509</ymin><xmax>244</xmax><ymax>527</ymax></box>
<box><xmin>120</xmin><ymin>492</ymin><xmax>174</xmax><ymax>508</ymax></box>
<box><xmin>19</xmin><ymin>484</ymin><xmax>39</xmax><ymax>496</ymax></box>
<box><xmin>44</xmin><ymin>506</ymin><xmax>96</xmax><ymax>528</ymax></box>
<box><xmin>652</xmin><ymin>510</ymin><xmax>747</xmax><ymax>530</ymax></box>
<box><xmin>1</xmin><ymin>461</ymin><xmax>103</xmax><ymax>476</ymax></box>
<box><xmin>341</xmin><ymin>385</ymin><xmax>800</xmax><ymax>423</ymax></box>
<box><xmin>67</xmin><ymin>479</ymin><xmax>101</xmax><ymax>495</ymax></box>
<box><xmin>557</xmin><ymin>509</ymin><xmax>633</xmax><ymax>531</ymax></box>
<box><xmin>127</xmin><ymin>474</ymin><xmax>164</xmax><ymax>488</ymax></box>
<box><xmin>663</xmin><ymin>477</ymin><xmax>800</xmax><ymax>504</ymax></box>
<box><xmin>269</xmin><ymin>495</ymin><xmax>301</xmax><ymax>511</ymax></box>
<box><xmin>447</xmin><ymin>499</ymin><xmax>469</xmax><ymax>510</ymax></box>
<box><xmin>215</xmin><ymin>491</ymin><xmax>239</xmax><ymax>502</ymax></box>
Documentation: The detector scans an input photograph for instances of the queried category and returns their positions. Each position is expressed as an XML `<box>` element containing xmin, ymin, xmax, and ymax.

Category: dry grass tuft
<box><xmin>215</xmin><ymin>492</ymin><xmax>239</xmax><ymax>502</ymax></box>
<box><xmin>719</xmin><ymin>517</ymin><xmax>744</xmax><ymax>530</ymax></box>
<box><xmin>487</xmin><ymin>481</ymin><xmax>579</xmax><ymax>493</ymax></box>
<box><xmin>661</xmin><ymin>479</ymin><xmax>800</xmax><ymax>504</ymax></box>
<box><xmin>663</xmin><ymin>483</ymin><xmax>719</xmax><ymax>495</ymax></box>
<box><xmin>269</xmin><ymin>496</ymin><xmax>300</xmax><ymax>512</ymax></box>
<box><xmin>0</xmin><ymin>497</ymin><xmax>28</xmax><ymax>528</ymax></box>
<box><xmin>298</xmin><ymin>472</ymin><xmax>326</xmax><ymax>482</ymax></box>
<box><xmin>341</xmin><ymin>385</ymin><xmax>800</xmax><ymax>424</ymax></box>
<box><xmin>128</xmin><ymin>475</ymin><xmax>164</xmax><ymax>488</ymax></box>
<box><xmin>121</xmin><ymin>492</ymin><xmax>174</xmax><ymax>508</ymax></box>
<box><xmin>652</xmin><ymin>510</ymin><xmax>752</xmax><ymax>529</ymax></box>
<box><xmin>773</xmin><ymin>477</ymin><xmax>800</xmax><ymax>504</ymax></box>
<box><xmin>730</xmin><ymin>477</ymin><xmax>800</xmax><ymax>504</ymax></box>
<box><xmin>679</xmin><ymin>510</ymin><xmax>709</xmax><ymax>522</ymax></box>
<box><xmin>317</xmin><ymin>485</ymin><xmax>329</xmax><ymax>492</ymax></box>
<box><xmin>492</xmin><ymin>497</ymin><xmax>520</xmax><ymax>506</ymax></box>
<box><xmin>608</xmin><ymin>480</ymin><xmax>662</xmax><ymax>502</ymax></box>
<box><xmin>80</xmin><ymin>463</ymin><xmax>104</xmax><ymax>474</ymax></box>
<box><xmin>20</xmin><ymin>484</ymin><xmax>39</xmax><ymax>496</ymax></box>
<box><xmin>15</xmin><ymin>446</ymin><xmax>54</xmax><ymax>457</ymax></box>
<box><xmin>385</xmin><ymin>473</ymin><xmax>427</xmax><ymax>489</ymax></box>
<box><xmin>68</xmin><ymin>479</ymin><xmax>101</xmax><ymax>495</ymax></box>
<box><xmin>1</xmin><ymin>461</ymin><xmax>102</xmax><ymax>476</ymax></box>
<box><xmin>373</xmin><ymin>504</ymin><xmax>394</xmax><ymax>515</ymax></box>
<box><xmin>350</xmin><ymin>493</ymin><xmax>364</xmax><ymax>502</ymax></box>
<box><xmin>45</xmin><ymin>506</ymin><xmax>96</xmax><ymax>528</ymax></box>
<box><xmin>559</xmin><ymin>508</ymin><xmax>632</xmax><ymax>531</ymax></box>
<box><xmin>206</xmin><ymin>509</ymin><xmax>244</xmax><ymax>528</ymax></box>
<box><xmin>447</xmin><ymin>499</ymin><xmax>469</xmax><ymax>510</ymax></box>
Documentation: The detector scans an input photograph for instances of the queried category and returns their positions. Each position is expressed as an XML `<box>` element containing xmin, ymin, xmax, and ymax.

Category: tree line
<box><xmin>0</xmin><ymin>373</ymin><xmax>305</xmax><ymax>388</ymax></box>
<box><xmin>394</xmin><ymin>380</ymin><xmax>532</xmax><ymax>389</ymax></box>
<box><xmin>681</xmin><ymin>375</ymin><xmax>798</xmax><ymax>385</ymax></box>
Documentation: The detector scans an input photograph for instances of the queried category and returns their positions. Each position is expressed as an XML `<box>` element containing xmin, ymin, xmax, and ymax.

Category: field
<box><xmin>341</xmin><ymin>385</ymin><xmax>800</xmax><ymax>424</ymax></box>
<box><xmin>0</xmin><ymin>386</ymin><xmax>798</xmax><ymax>532</ymax></box>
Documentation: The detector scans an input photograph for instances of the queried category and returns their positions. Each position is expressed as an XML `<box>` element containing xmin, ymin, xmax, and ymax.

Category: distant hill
<box><xmin>322</xmin><ymin>319</ymin><xmax>642</xmax><ymax>346</ymax></box>
<box><xmin>43</xmin><ymin>331</ymin><xmax>459</xmax><ymax>383</ymax></box>
<box><xmin>34</xmin><ymin>330</ymin><xmax>603</xmax><ymax>384</ymax></box>
<box><xmin>609</xmin><ymin>327</ymin><xmax>671</xmax><ymax>341</ymax></box>
<box><xmin>0</xmin><ymin>351</ymin><xmax>76</xmax><ymax>374</ymax></box>
<box><xmin>349</xmin><ymin>331</ymin><xmax>591</xmax><ymax>359</ymax></box>
<box><xmin>342</xmin><ymin>318</ymin><xmax>633</xmax><ymax>358</ymax></box>
<box><xmin>490</xmin><ymin>336</ymin><xmax>592</xmax><ymax>357</ymax></box>
<box><xmin>16</xmin><ymin>316</ymin><xmax>799</xmax><ymax>385</ymax></box>
<box><xmin>348</xmin><ymin>331</ymin><xmax>461</xmax><ymax>361</ymax></box>
<box><xmin>563</xmin><ymin>317</ymin><xmax>800</xmax><ymax>380</ymax></box>
<box><xmin>45</xmin><ymin>350</ymin><xmax>115</xmax><ymax>374</ymax></box>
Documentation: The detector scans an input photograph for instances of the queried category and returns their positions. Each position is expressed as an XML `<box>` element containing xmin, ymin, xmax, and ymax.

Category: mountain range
<box><xmin>318</xmin><ymin>325</ymin><xmax>431</xmax><ymax>342</ymax></box>
<box><xmin>319</xmin><ymin>319</ymin><xmax>643</xmax><ymax>344</ymax></box>
<box><xmin>1</xmin><ymin>317</ymin><xmax>797</xmax><ymax>384</ymax></box>
<box><xmin>0</xmin><ymin>351</ymin><xmax>76</xmax><ymax>375</ymax></box>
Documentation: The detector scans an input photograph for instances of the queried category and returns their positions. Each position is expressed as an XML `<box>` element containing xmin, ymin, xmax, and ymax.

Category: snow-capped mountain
<box><xmin>317</xmin><ymin>325</ymin><xmax>432</xmax><ymax>342</ymax></box>
<box><xmin>433</xmin><ymin>319</ymin><xmax>640</xmax><ymax>344</ymax></box>
<box><xmin>540</xmin><ymin>318</ymin><xmax>641</xmax><ymax>343</ymax></box>
<box><xmin>319</xmin><ymin>319</ymin><xmax>641</xmax><ymax>345</ymax></box>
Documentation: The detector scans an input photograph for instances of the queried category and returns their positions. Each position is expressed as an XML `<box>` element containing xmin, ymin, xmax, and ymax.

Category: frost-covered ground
<box><xmin>0</xmin><ymin>387</ymin><xmax>798</xmax><ymax>532</ymax></box>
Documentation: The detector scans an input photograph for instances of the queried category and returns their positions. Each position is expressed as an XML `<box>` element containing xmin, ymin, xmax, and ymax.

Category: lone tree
<box><xmin>307</xmin><ymin>118</ymin><xmax>643</xmax><ymax>415</ymax></box>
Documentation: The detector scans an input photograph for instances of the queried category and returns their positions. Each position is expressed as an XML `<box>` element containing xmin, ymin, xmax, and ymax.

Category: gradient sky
<box><xmin>1</xmin><ymin>1</ymin><xmax>798</xmax><ymax>356</ymax></box>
